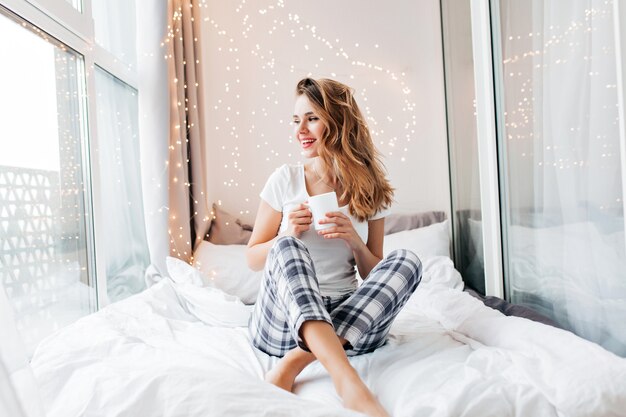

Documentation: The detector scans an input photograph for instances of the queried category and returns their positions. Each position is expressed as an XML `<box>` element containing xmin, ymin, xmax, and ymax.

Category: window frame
<box><xmin>0</xmin><ymin>0</ymin><xmax>139</xmax><ymax>308</ymax></box>
<box><xmin>468</xmin><ymin>0</ymin><xmax>505</xmax><ymax>298</ymax></box>
<box><xmin>614</xmin><ymin>0</ymin><xmax>626</xmax><ymax>247</ymax></box>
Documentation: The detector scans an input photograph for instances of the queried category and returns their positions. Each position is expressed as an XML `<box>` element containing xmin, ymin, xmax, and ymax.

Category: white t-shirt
<box><xmin>260</xmin><ymin>164</ymin><xmax>388</xmax><ymax>297</ymax></box>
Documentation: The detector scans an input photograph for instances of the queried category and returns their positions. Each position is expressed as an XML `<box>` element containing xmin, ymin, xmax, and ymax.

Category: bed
<box><xmin>25</xmin><ymin>217</ymin><xmax>626</xmax><ymax>417</ymax></box>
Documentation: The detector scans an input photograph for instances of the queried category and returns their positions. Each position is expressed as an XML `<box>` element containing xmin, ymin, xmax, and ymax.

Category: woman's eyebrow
<box><xmin>293</xmin><ymin>111</ymin><xmax>315</xmax><ymax>118</ymax></box>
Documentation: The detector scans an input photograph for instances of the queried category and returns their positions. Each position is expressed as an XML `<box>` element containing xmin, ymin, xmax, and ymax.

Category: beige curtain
<box><xmin>166</xmin><ymin>0</ymin><xmax>210</xmax><ymax>262</ymax></box>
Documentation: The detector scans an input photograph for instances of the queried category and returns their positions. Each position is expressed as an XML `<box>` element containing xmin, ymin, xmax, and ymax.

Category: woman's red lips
<box><xmin>301</xmin><ymin>138</ymin><xmax>316</xmax><ymax>148</ymax></box>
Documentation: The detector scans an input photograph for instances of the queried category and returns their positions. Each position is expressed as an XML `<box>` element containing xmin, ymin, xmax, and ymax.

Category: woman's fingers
<box><xmin>289</xmin><ymin>210</ymin><xmax>310</xmax><ymax>219</ymax></box>
<box><xmin>319</xmin><ymin>211</ymin><xmax>348</xmax><ymax>226</ymax></box>
<box><xmin>317</xmin><ymin>226</ymin><xmax>347</xmax><ymax>235</ymax></box>
<box><xmin>289</xmin><ymin>205</ymin><xmax>311</xmax><ymax>217</ymax></box>
<box><xmin>322</xmin><ymin>233</ymin><xmax>343</xmax><ymax>239</ymax></box>
<box><xmin>288</xmin><ymin>203</ymin><xmax>312</xmax><ymax>229</ymax></box>
<box><xmin>292</xmin><ymin>216</ymin><xmax>312</xmax><ymax>225</ymax></box>
<box><xmin>283</xmin><ymin>203</ymin><xmax>312</xmax><ymax>238</ymax></box>
<box><xmin>324</xmin><ymin>211</ymin><xmax>347</xmax><ymax>218</ymax></box>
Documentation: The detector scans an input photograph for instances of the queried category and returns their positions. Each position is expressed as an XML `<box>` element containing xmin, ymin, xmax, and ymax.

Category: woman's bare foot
<box><xmin>335</xmin><ymin>372</ymin><xmax>390</xmax><ymax>417</ymax></box>
<box><xmin>264</xmin><ymin>360</ymin><xmax>298</xmax><ymax>392</ymax></box>
<box><xmin>265</xmin><ymin>347</ymin><xmax>317</xmax><ymax>392</ymax></box>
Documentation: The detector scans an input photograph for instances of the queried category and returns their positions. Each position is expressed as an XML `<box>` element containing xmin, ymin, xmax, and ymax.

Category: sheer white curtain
<box><xmin>137</xmin><ymin>0</ymin><xmax>171</xmax><ymax>277</ymax></box>
<box><xmin>501</xmin><ymin>0</ymin><xmax>626</xmax><ymax>355</ymax></box>
<box><xmin>94</xmin><ymin>68</ymin><xmax>150</xmax><ymax>303</ymax></box>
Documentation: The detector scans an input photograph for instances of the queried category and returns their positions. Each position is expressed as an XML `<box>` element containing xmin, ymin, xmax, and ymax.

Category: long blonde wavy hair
<box><xmin>296</xmin><ymin>78</ymin><xmax>394</xmax><ymax>222</ymax></box>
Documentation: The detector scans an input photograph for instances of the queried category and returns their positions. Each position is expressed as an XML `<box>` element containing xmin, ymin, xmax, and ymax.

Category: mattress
<box><xmin>30</xmin><ymin>255</ymin><xmax>626</xmax><ymax>417</ymax></box>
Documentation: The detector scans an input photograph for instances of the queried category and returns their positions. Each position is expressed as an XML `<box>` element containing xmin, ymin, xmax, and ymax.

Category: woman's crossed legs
<box><xmin>248</xmin><ymin>236</ymin><xmax>422</xmax><ymax>417</ymax></box>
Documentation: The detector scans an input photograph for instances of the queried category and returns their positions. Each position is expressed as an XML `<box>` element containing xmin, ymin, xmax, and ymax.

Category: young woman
<box><xmin>246</xmin><ymin>78</ymin><xmax>422</xmax><ymax>417</ymax></box>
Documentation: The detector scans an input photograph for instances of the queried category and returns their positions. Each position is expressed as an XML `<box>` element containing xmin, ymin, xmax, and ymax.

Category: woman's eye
<box><xmin>308</xmin><ymin>117</ymin><xmax>318</xmax><ymax>122</ymax></box>
<box><xmin>292</xmin><ymin>120</ymin><xmax>300</xmax><ymax>125</ymax></box>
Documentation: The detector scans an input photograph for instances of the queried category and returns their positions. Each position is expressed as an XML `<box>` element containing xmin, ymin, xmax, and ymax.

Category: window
<box><xmin>91</xmin><ymin>0</ymin><xmax>136</xmax><ymax>70</ymax></box>
<box><xmin>0</xmin><ymin>0</ymin><xmax>146</xmax><ymax>355</ymax></box>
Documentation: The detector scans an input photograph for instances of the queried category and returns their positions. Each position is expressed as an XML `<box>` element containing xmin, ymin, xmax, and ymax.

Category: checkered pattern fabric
<box><xmin>248</xmin><ymin>236</ymin><xmax>422</xmax><ymax>357</ymax></box>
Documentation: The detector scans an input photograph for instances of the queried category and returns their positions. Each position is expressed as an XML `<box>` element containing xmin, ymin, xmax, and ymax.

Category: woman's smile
<box><xmin>300</xmin><ymin>137</ymin><xmax>317</xmax><ymax>149</ymax></box>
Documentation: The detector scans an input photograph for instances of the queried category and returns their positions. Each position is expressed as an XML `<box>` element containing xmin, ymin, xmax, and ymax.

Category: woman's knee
<box><xmin>267</xmin><ymin>235</ymin><xmax>308</xmax><ymax>266</ymax></box>
<box><xmin>386</xmin><ymin>249</ymin><xmax>423</xmax><ymax>287</ymax></box>
<box><xmin>272</xmin><ymin>235</ymin><xmax>307</xmax><ymax>253</ymax></box>
<box><xmin>268</xmin><ymin>235</ymin><xmax>317</xmax><ymax>283</ymax></box>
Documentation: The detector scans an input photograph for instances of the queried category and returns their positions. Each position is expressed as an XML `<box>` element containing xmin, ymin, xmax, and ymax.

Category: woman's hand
<box><xmin>317</xmin><ymin>211</ymin><xmax>365</xmax><ymax>251</ymax></box>
<box><xmin>283</xmin><ymin>203</ymin><xmax>312</xmax><ymax>238</ymax></box>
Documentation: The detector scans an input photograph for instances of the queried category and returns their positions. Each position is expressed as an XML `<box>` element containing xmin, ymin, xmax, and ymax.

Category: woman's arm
<box><xmin>246</xmin><ymin>200</ymin><xmax>313</xmax><ymax>271</ymax></box>
<box><xmin>353</xmin><ymin>218</ymin><xmax>384</xmax><ymax>279</ymax></box>
<box><xmin>246</xmin><ymin>200</ymin><xmax>283</xmax><ymax>271</ymax></box>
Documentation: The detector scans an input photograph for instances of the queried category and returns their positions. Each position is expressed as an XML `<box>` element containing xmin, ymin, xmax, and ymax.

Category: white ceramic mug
<box><xmin>308</xmin><ymin>191</ymin><xmax>339</xmax><ymax>231</ymax></box>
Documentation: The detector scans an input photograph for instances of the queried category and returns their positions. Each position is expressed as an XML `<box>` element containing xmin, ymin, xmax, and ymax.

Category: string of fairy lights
<box><xmin>165</xmin><ymin>0</ymin><xmax>422</xmax><ymax>248</ymax></box>
<box><xmin>163</xmin><ymin>0</ymin><xmax>424</xmax><ymax>258</ymax></box>
<box><xmin>202</xmin><ymin>0</ymin><xmax>419</xmax><ymax>167</ymax></box>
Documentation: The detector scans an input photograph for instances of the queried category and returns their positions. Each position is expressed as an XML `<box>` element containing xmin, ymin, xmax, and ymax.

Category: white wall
<box><xmin>200</xmin><ymin>0</ymin><xmax>450</xmax><ymax>224</ymax></box>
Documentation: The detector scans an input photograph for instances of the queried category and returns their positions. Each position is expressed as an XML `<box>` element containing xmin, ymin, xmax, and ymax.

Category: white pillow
<box><xmin>192</xmin><ymin>241</ymin><xmax>263</xmax><ymax>305</ymax></box>
<box><xmin>383</xmin><ymin>219</ymin><xmax>451</xmax><ymax>259</ymax></box>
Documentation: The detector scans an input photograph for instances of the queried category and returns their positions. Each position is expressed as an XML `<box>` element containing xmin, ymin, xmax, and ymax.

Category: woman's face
<box><xmin>293</xmin><ymin>94</ymin><xmax>325</xmax><ymax>159</ymax></box>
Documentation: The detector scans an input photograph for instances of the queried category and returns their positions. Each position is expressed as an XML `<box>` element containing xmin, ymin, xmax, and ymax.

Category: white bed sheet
<box><xmin>30</xmin><ymin>256</ymin><xmax>626</xmax><ymax>417</ymax></box>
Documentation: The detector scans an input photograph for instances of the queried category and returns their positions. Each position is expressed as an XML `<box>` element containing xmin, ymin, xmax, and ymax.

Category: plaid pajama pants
<box><xmin>248</xmin><ymin>236</ymin><xmax>422</xmax><ymax>357</ymax></box>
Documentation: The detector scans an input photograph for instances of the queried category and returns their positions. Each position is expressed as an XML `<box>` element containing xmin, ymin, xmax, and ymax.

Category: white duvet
<box><xmin>30</xmin><ymin>256</ymin><xmax>626</xmax><ymax>417</ymax></box>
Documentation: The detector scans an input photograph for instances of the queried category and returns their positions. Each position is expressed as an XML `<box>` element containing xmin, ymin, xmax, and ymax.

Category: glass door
<box><xmin>492</xmin><ymin>0</ymin><xmax>626</xmax><ymax>356</ymax></box>
<box><xmin>440</xmin><ymin>0</ymin><xmax>485</xmax><ymax>294</ymax></box>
